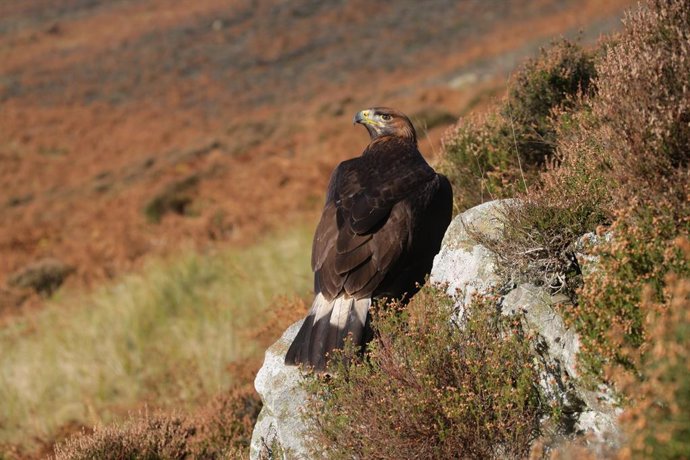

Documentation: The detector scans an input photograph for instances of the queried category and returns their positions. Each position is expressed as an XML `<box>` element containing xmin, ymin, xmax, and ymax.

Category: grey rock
<box><xmin>250</xmin><ymin>320</ymin><xmax>310</xmax><ymax>460</ymax></box>
<box><xmin>431</xmin><ymin>199</ymin><xmax>511</xmax><ymax>315</ymax></box>
<box><xmin>433</xmin><ymin>202</ymin><xmax>621</xmax><ymax>448</ymax></box>
<box><xmin>501</xmin><ymin>283</ymin><xmax>621</xmax><ymax>447</ymax></box>
<box><xmin>574</xmin><ymin>231</ymin><xmax>613</xmax><ymax>277</ymax></box>
<box><xmin>502</xmin><ymin>284</ymin><xmax>580</xmax><ymax>378</ymax></box>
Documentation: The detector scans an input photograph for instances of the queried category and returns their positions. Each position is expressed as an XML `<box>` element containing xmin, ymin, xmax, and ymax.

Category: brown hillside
<box><xmin>0</xmin><ymin>0</ymin><xmax>632</xmax><ymax>314</ymax></box>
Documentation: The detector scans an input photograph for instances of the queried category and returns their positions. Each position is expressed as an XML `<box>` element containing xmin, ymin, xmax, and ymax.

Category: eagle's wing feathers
<box><xmin>349</xmin><ymin>193</ymin><xmax>390</xmax><ymax>234</ymax></box>
<box><xmin>311</xmin><ymin>203</ymin><xmax>337</xmax><ymax>271</ymax></box>
<box><xmin>370</xmin><ymin>201</ymin><xmax>408</xmax><ymax>270</ymax></box>
<box><xmin>342</xmin><ymin>202</ymin><xmax>409</xmax><ymax>296</ymax></box>
<box><xmin>336</xmin><ymin>208</ymin><xmax>373</xmax><ymax>254</ymax></box>
<box><xmin>313</xmin><ymin>149</ymin><xmax>432</xmax><ymax>299</ymax></box>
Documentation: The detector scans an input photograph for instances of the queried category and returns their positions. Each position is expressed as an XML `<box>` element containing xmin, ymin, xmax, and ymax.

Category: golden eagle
<box><xmin>285</xmin><ymin>107</ymin><xmax>452</xmax><ymax>370</ymax></box>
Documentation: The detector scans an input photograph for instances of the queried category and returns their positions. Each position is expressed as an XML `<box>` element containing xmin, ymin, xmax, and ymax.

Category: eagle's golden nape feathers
<box><xmin>285</xmin><ymin>107</ymin><xmax>452</xmax><ymax>372</ymax></box>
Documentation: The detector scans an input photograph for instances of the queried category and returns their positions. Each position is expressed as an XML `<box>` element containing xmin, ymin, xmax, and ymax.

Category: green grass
<box><xmin>0</xmin><ymin>225</ymin><xmax>313</xmax><ymax>450</ymax></box>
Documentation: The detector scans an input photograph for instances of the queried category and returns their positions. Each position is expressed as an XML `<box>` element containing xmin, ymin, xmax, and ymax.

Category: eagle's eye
<box><xmin>380</xmin><ymin>114</ymin><xmax>392</xmax><ymax>121</ymax></box>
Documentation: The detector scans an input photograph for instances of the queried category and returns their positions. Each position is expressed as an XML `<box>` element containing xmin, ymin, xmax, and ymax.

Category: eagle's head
<box><xmin>353</xmin><ymin>107</ymin><xmax>416</xmax><ymax>145</ymax></box>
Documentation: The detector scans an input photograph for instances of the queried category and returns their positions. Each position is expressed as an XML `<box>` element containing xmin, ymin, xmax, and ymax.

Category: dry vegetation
<box><xmin>0</xmin><ymin>227</ymin><xmax>311</xmax><ymax>458</ymax></box>
<box><xmin>0</xmin><ymin>0</ymin><xmax>629</xmax><ymax>313</ymax></box>
<box><xmin>306</xmin><ymin>0</ymin><xmax>689</xmax><ymax>458</ymax></box>
<box><xmin>54</xmin><ymin>385</ymin><xmax>261</xmax><ymax>459</ymax></box>
<box><xmin>304</xmin><ymin>287</ymin><xmax>548</xmax><ymax>459</ymax></box>
<box><xmin>470</xmin><ymin>0</ymin><xmax>688</xmax><ymax>456</ymax></box>
<box><xmin>0</xmin><ymin>0</ymin><xmax>654</xmax><ymax>458</ymax></box>
<box><xmin>439</xmin><ymin>38</ymin><xmax>598</xmax><ymax>212</ymax></box>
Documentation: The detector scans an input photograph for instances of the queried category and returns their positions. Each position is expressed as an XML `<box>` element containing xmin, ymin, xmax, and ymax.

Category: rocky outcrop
<box><xmin>250</xmin><ymin>321</ymin><xmax>310</xmax><ymax>460</ymax></box>
<box><xmin>430</xmin><ymin>200</ymin><xmax>505</xmax><ymax>311</ymax></box>
<box><xmin>501</xmin><ymin>283</ymin><xmax>621</xmax><ymax>446</ymax></box>
<box><xmin>249</xmin><ymin>199</ymin><xmax>621</xmax><ymax>459</ymax></box>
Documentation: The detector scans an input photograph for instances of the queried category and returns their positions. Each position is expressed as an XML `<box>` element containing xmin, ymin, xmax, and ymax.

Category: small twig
<box><xmin>519</xmin><ymin>247</ymin><xmax>546</xmax><ymax>255</ymax></box>
<box><xmin>422</xmin><ymin>122</ymin><xmax>437</xmax><ymax>158</ymax></box>
<box><xmin>505</xmin><ymin>75</ymin><xmax>528</xmax><ymax>193</ymax></box>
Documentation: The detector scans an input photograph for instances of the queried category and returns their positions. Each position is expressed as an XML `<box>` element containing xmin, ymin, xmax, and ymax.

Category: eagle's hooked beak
<box><xmin>353</xmin><ymin>109</ymin><xmax>381</xmax><ymax>127</ymax></box>
<box><xmin>353</xmin><ymin>110</ymin><xmax>367</xmax><ymax>125</ymax></box>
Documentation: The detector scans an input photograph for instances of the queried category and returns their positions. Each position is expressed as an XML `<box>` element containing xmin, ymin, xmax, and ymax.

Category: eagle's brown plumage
<box><xmin>285</xmin><ymin>107</ymin><xmax>452</xmax><ymax>371</ymax></box>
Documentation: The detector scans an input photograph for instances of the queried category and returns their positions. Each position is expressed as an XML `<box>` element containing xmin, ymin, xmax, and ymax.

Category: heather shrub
<box><xmin>440</xmin><ymin>39</ymin><xmax>596</xmax><ymax>211</ymax></box>
<box><xmin>481</xmin><ymin>0</ymin><xmax>689</xmax><ymax>336</ymax></box>
<box><xmin>304</xmin><ymin>286</ymin><xmax>549</xmax><ymax>460</ymax></box>
<box><xmin>441</xmin><ymin>115</ymin><xmax>525</xmax><ymax>212</ymax></box>
<box><xmin>55</xmin><ymin>413</ymin><xmax>197</xmax><ymax>460</ymax></box>
<box><xmin>594</xmin><ymin>0</ymin><xmax>690</xmax><ymax>182</ymax></box>
<box><xmin>55</xmin><ymin>384</ymin><xmax>261</xmax><ymax>459</ymax></box>
<box><xmin>461</xmin><ymin>1</ymin><xmax>690</xmax><ymax>456</ymax></box>
<box><xmin>556</xmin><ymin>0</ymin><xmax>689</xmax><ymax>381</ymax></box>
<box><xmin>191</xmin><ymin>385</ymin><xmax>263</xmax><ymax>457</ymax></box>
<box><xmin>435</xmin><ymin>2</ymin><xmax>690</xmax><ymax>457</ymax></box>
<box><xmin>472</xmin><ymin>151</ymin><xmax>611</xmax><ymax>294</ymax></box>
<box><xmin>615</xmin><ymin>273</ymin><xmax>690</xmax><ymax>459</ymax></box>
<box><xmin>465</xmin><ymin>100</ymin><xmax>614</xmax><ymax>295</ymax></box>
<box><xmin>572</xmin><ymin>183</ymin><xmax>690</xmax><ymax>380</ymax></box>
<box><xmin>503</xmin><ymin>39</ymin><xmax>597</xmax><ymax>167</ymax></box>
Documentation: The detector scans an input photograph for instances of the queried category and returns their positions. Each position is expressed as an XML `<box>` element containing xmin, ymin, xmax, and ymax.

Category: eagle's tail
<box><xmin>284</xmin><ymin>293</ymin><xmax>371</xmax><ymax>371</ymax></box>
